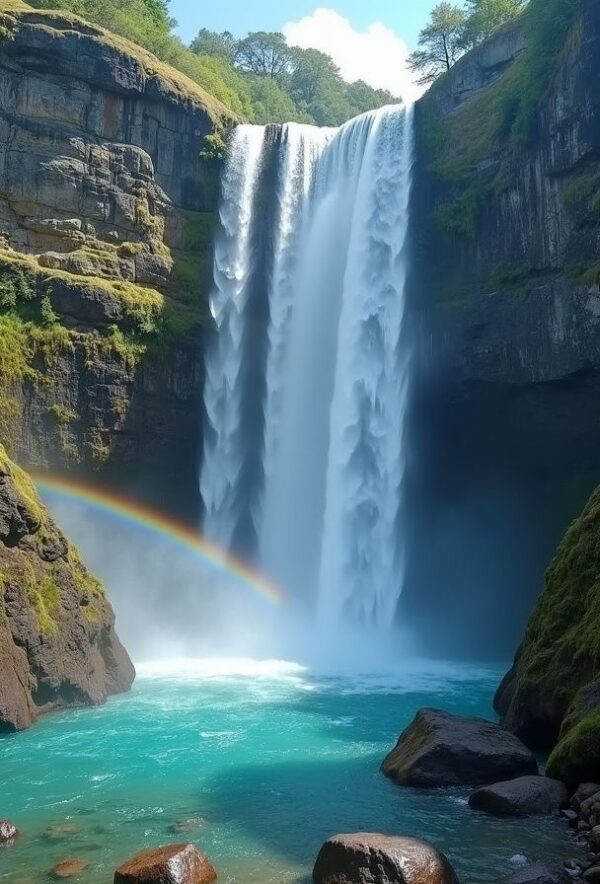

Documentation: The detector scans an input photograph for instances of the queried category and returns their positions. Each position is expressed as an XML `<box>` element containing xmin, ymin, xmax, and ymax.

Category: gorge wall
<box><xmin>0</xmin><ymin>4</ymin><xmax>234</xmax><ymax>516</ymax></box>
<box><xmin>403</xmin><ymin>0</ymin><xmax>600</xmax><ymax>657</ymax></box>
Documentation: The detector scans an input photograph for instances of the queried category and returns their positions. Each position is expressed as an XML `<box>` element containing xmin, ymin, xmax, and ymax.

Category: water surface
<box><xmin>0</xmin><ymin>659</ymin><xmax>578</xmax><ymax>882</ymax></box>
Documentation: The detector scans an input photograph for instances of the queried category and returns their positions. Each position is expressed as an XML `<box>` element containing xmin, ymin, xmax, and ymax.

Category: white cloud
<box><xmin>282</xmin><ymin>8</ymin><xmax>421</xmax><ymax>104</ymax></box>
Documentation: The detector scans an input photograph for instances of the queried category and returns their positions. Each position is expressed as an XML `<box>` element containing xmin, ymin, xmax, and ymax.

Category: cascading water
<box><xmin>202</xmin><ymin>105</ymin><xmax>414</xmax><ymax>630</ymax></box>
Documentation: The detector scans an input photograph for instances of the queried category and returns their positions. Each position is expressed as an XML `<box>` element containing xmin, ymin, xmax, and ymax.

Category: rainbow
<box><xmin>31</xmin><ymin>473</ymin><xmax>285</xmax><ymax>606</ymax></box>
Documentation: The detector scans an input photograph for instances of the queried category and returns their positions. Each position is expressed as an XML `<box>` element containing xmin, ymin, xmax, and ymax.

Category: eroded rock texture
<box><xmin>0</xmin><ymin>445</ymin><xmax>134</xmax><ymax>732</ymax></box>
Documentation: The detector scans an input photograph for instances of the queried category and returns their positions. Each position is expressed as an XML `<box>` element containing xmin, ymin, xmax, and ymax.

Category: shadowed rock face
<box><xmin>114</xmin><ymin>843</ymin><xmax>217</xmax><ymax>884</ymax></box>
<box><xmin>0</xmin><ymin>446</ymin><xmax>134</xmax><ymax>732</ymax></box>
<box><xmin>313</xmin><ymin>834</ymin><xmax>459</xmax><ymax>884</ymax></box>
<box><xmin>468</xmin><ymin>775</ymin><xmax>568</xmax><ymax>817</ymax></box>
<box><xmin>381</xmin><ymin>708</ymin><xmax>537</xmax><ymax>787</ymax></box>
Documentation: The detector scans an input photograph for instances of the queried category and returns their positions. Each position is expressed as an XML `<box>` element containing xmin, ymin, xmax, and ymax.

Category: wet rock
<box><xmin>591</xmin><ymin>826</ymin><xmax>600</xmax><ymax>850</ymax></box>
<box><xmin>114</xmin><ymin>843</ymin><xmax>217</xmax><ymax>884</ymax></box>
<box><xmin>52</xmin><ymin>858</ymin><xmax>90</xmax><ymax>879</ymax></box>
<box><xmin>506</xmin><ymin>864</ymin><xmax>570</xmax><ymax>884</ymax></box>
<box><xmin>381</xmin><ymin>708</ymin><xmax>537</xmax><ymax>787</ymax></box>
<box><xmin>469</xmin><ymin>775</ymin><xmax>568</xmax><ymax>816</ymax></box>
<box><xmin>0</xmin><ymin>820</ymin><xmax>19</xmax><ymax>844</ymax></box>
<box><xmin>572</xmin><ymin>785</ymin><xmax>600</xmax><ymax>812</ymax></box>
<box><xmin>312</xmin><ymin>833</ymin><xmax>459</xmax><ymax>884</ymax></box>
<box><xmin>584</xmin><ymin>868</ymin><xmax>600</xmax><ymax>883</ymax></box>
<box><xmin>43</xmin><ymin>823</ymin><xmax>82</xmax><ymax>841</ymax></box>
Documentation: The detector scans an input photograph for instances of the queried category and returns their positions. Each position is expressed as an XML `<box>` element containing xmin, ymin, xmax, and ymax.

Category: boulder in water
<box><xmin>114</xmin><ymin>843</ymin><xmax>217</xmax><ymax>884</ymax></box>
<box><xmin>469</xmin><ymin>775</ymin><xmax>568</xmax><ymax>816</ymax></box>
<box><xmin>381</xmin><ymin>708</ymin><xmax>537</xmax><ymax>787</ymax></box>
<box><xmin>506</xmin><ymin>864</ymin><xmax>571</xmax><ymax>884</ymax></box>
<box><xmin>312</xmin><ymin>833</ymin><xmax>459</xmax><ymax>884</ymax></box>
<box><xmin>52</xmin><ymin>858</ymin><xmax>90</xmax><ymax>879</ymax></box>
<box><xmin>0</xmin><ymin>820</ymin><xmax>19</xmax><ymax>844</ymax></box>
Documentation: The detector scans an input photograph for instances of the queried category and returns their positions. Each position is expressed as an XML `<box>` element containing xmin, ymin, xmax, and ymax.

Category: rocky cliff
<box><xmin>403</xmin><ymin>0</ymin><xmax>600</xmax><ymax>657</ymax></box>
<box><xmin>0</xmin><ymin>3</ymin><xmax>233</xmax><ymax>515</ymax></box>
<box><xmin>0</xmin><ymin>444</ymin><xmax>134</xmax><ymax>731</ymax></box>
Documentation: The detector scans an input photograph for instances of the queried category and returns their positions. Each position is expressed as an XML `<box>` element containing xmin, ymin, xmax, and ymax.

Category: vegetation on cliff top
<box><xmin>21</xmin><ymin>0</ymin><xmax>397</xmax><ymax>126</ymax></box>
<box><xmin>423</xmin><ymin>0</ymin><xmax>580</xmax><ymax>240</ymax></box>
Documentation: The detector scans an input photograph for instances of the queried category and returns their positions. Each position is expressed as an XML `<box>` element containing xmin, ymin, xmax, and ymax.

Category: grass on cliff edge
<box><xmin>0</xmin><ymin>443</ymin><xmax>106</xmax><ymax>632</ymax></box>
<box><xmin>509</xmin><ymin>485</ymin><xmax>600</xmax><ymax>723</ymax></box>
<box><xmin>0</xmin><ymin>0</ymin><xmax>242</xmax><ymax>122</ymax></box>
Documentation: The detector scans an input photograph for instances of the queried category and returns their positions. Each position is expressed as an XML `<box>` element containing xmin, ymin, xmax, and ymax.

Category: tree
<box><xmin>408</xmin><ymin>3</ymin><xmax>468</xmax><ymax>85</ymax></box>
<box><xmin>190</xmin><ymin>28</ymin><xmax>237</xmax><ymax>64</ymax></box>
<box><xmin>462</xmin><ymin>0</ymin><xmax>528</xmax><ymax>46</ymax></box>
<box><xmin>140</xmin><ymin>0</ymin><xmax>172</xmax><ymax>28</ymax></box>
<box><xmin>235</xmin><ymin>32</ymin><xmax>292</xmax><ymax>80</ymax></box>
<box><xmin>289</xmin><ymin>47</ymin><xmax>340</xmax><ymax>106</ymax></box>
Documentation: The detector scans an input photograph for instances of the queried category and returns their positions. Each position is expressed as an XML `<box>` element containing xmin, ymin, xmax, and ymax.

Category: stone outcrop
<box><xmin>468</xmin><ymin>775</ymin><xmax>568</xmax><ymax>817</ymax></box>
<box><xmin>0</xmin><ymin>5</ymin><xmax>232</xmax><ymax>514</ymax></box>
<box><xmin>312</xmin><ymin>834</ymin><xmax>459</xmax><ymax>884</ymax></box>
<box><xmin>381</xmin><ymin>708</ymin><xmax>537</xmax><ymax>787</ymax></box>
<box><xmin>495</xmin><ymin>486</ymin><xmax>600</xmax><ymax>755</ymax></box>
<box><xmin>114</xmin><ymin>843</ymin><xmax>217</xmax><ymax>884</ymax></box>
<box><xmin>0</xmin><ymin>444</ymin><xmax>134</xmax><ymax>732</ymax></box>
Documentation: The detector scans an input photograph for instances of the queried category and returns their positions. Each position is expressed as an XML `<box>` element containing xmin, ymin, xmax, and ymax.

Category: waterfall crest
<box><xmin>202</xmin><ymin>105</ymin><xmax>414</xmax><ymax>629</ymax></box>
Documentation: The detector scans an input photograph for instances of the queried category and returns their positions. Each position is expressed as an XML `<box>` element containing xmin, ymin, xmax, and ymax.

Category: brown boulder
<box><xmin>52</xmin><ymin>858</ymin><xmax>90</xmax><ymax>878</ymax></box>
<box><xmin>312</xmin><ymin>834</ymin><xmax>459</xmax><ymax>884</ymax></box>
<box><xmin>469</xmin><ymin>775</ymin><xmax>568</xmax><ymax>816</ymax></box>
<box><xmin>382</xmin><ymin>708</ymin><xmax>537</xmax><ymax>787</ymax></box>
<box><xmin>0</xmin><ymin>820</ymin><xmax>19</xmax><ymax>843</ymax></box>
<box><xmin>114</xmin><ymin>843</ymin><xmax>217</xmax><ymax>884</ymax></box>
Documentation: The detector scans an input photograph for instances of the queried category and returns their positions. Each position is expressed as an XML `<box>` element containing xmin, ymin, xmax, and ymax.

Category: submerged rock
<box><xmin>381</xmin><ymin>708</ymin><xmax>537</xmax><ymax>787</ymax></box>
<box><xmin>43</xmin><ymin>823</ymin><xmax>82</xmax><ymax>841</ymax></box>
<box><xmin>313</xmin><ymin>833</ymin><xmax>459</xmax><ymax>884</ymax></box>
<box><xmin>0</xmin><ymin>820</ymin><xmax>19</xmax><ymax>844</ymax></box>
<box><xmin>506</xmin><ymin>864</ymin><xmax>570</xmax><ymax>884</ymax></box>
<box><xmin>114</xmin><ymin>843</ymin><xmax>217</xmax><ymax>884</ymax></box>
<box><xmin>469</xmin><ymin>775</ymin><xmax>568</xmax><ymax>816</ymax></box>
<box><xmin>52</xmin><ymin>858</ymin><xmax>90</xmax><ymax>879</ymax></box>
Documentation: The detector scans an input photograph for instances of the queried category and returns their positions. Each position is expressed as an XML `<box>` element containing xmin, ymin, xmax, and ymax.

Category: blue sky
<box><xmin>170</xmin><ymin>1</ymin><xmax>437</xmax><ymax>50</ymax></box>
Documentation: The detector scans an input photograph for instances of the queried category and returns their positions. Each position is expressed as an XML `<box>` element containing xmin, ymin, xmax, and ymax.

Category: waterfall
<box><xmin>202</xmin><ymin>105</ymin><xmax>414</xmax><ymax>629</ymax></box>
<box><xmin>200</xmin><ymin>126</ymin><xmax>265</xmax><ymax>548</ymax></box>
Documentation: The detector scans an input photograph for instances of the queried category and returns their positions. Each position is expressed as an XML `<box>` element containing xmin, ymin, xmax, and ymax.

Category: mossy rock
<box><xmin>496</xmin><ymin>485</ymin><xmax>600</xmax><ymax>746</ymax></box>
<box><xmin>547</xmin><ymin>709</ymin><xmax>600</xmax><ymax>785</ymax></box>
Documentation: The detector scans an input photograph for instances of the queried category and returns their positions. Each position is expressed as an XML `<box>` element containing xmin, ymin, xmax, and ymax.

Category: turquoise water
<box><xmin>1</xmin><ymin>659</ymin><xmax>578</xmax><ymax>883</ymax></box>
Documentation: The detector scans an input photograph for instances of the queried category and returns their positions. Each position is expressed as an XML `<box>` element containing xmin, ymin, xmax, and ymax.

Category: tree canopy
<box><xmin>409</xmin><ymin>0</ymin><xmax>530</xmax><ymax>85</ymax></box>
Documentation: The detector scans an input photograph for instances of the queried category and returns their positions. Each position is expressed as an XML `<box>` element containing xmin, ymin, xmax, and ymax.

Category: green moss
<box><xmin>434</xmin><ymin>185</ymin><xmax>488</xmax><ymax>239</ymax></box>
<box><xmin>199</xmin><ymin>132</ymin><xmax>228</xmax><ymax>163</ymax></box>
<box><xmin>490</xmin><ymin>263</ymin><xmax>532</xmax><ymax>288</ymax></box>
<box><xmin>27</xmin><ymin>573</ymin><xmax>61</xmax><ymax>635</ymax></box>
<box><xmin>512</xmin><ymin>486</ymin><xmax>600</xmax><ymax>723</ymax></box>
<box><xmin>547</xmin><ymin>709</ymin><xmax>600</xmax><ymax>784</ymax></box>
<box><xmin>47</xmin><ymin>404</ymin><xmax>78</xmax><ymax>425</ymax></box>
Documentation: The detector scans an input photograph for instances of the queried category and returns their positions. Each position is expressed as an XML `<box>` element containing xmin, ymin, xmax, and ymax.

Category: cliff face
<box><xmin>413</xmin><ymin>0</ymin><xmax>600</xmax><ymax>387</ymax></box>
<box><xmin>403</xmin><ymin>0</ymin><xmax>600</xmax><ymax>658</ymax></box>
<box><xmin>0</xmin><ymin>6</ymin><xmax>231</xmax><ymax>513</ymax></box>
<box><xmin>0</xmin><ymin>444</ymin><xmax>134</xmax><ymax>732</ymax></box>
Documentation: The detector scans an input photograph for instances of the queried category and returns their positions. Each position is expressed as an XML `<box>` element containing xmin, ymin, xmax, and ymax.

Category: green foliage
<box><xmin>510</xmin><ymin>486</ymin><xmax>600</xmax><ymax>732</ymax></box>
<box><xmin>435</xmin><ymin>184</ymin><xmax>488</xmax><ymax>238</ymax></box>
<box><xmin>462</xmin><ymin>0</ymin><xmax>528</xmax><ymax>46</ymax></box>
<box><xmin>547</xmin><ymin>709</ymin><xmax>600</xmax><ymax>784</ymax></box>
<box><xmin>40</xmin><ymin>292</ymin><xmax>59</xmax><ymax>326</ymax></box>
<box><xmin>409</xmin><ymin>2</ymin><xmax>468</xmax><ymax>85</ymax></box>
<box><xmin>199</xmin><ymin>132</ymin><xmax>228</xmax><ymax>163</ymax></box>
<box><xmin>191</xmin><ymin>28</ymin><xmax>398</xmax><ymax>126</ymax></box>
<box><xmin>26</xmin><ymin>0</ymin><xmax>251</xmax><ymax>118</ymax></box>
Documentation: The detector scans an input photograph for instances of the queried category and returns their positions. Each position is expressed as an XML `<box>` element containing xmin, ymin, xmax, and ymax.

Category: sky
<box><xmin>169</xmin><ymin>1</ymin><xmax>440</xmax><ymax>100</ymax></box>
